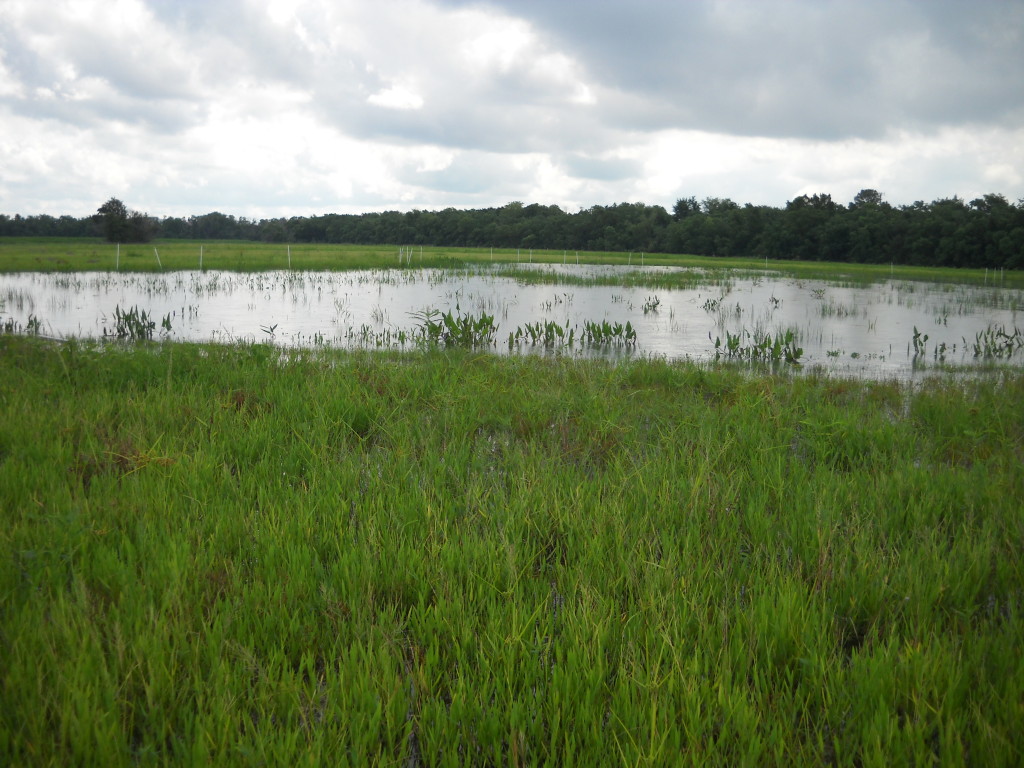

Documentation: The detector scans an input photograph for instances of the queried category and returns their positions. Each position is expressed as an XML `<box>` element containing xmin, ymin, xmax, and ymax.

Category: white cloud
<box><xmin>0</xmin><ymin>0</ymin><xmax>1022</xmax><ymax>218</ymax></box>
<box><xmin>367</xmin><ymin>84</ymin><xmax>424</xmax><ymax>111</ymax></box>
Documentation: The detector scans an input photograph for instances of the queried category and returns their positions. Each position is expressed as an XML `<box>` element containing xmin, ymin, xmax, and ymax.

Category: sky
<box><xmin>1</xmin><ymin>0</ymin><xmax>1023</xmax><ymax>219</ymax></box>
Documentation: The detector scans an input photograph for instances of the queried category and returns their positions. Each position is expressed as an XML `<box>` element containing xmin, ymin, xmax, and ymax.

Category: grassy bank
<box><xmin>1</xmin><ymin>236</ymin><xmax>1020</xmax><ymax>289</ymax></box>
<box><xmin>1</xmin><ymin>335</ymin><xmax>1022</xmax><ymax>765</ymax></box>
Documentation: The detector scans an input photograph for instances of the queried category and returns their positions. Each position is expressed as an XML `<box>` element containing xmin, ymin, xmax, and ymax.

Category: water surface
<box><xmin>2</xmin><ymin>264</ymin><xmax>1021</xmax><ymax>380</ymax></box>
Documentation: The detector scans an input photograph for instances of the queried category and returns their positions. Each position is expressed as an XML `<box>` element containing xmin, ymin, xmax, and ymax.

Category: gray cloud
<box><xmin>440</xmin><ymin>0</ymin><xmax>1024</xmax><ymax>140</ymax></box>
<box><xmin>560</xmin><ymin>153</ymin><xmax>641</xmax><ymax>182</ymax></box>
<box><xmin>396</xmin><ymin>151</ymin><xmax>538</xmax><ymax>199</ymax></box>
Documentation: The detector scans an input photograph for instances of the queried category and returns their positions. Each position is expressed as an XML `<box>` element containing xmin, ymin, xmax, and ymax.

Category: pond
<box><xmin>2</xmin><ymin>264</ymin><xmax>1022</xmax><ymax>380</ymax></box>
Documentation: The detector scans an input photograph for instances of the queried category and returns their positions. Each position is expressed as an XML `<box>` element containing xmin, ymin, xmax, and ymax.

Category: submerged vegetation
<box><xmin>1</xmin><ymin>334</ymin><xmax>1022</xmax><ymax>765</ymax></box>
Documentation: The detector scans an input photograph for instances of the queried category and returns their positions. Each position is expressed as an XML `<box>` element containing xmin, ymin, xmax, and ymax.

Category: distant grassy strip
<box><xmin>1</xmin><ymin>236</ymin><xmax>1020</xmax><ymax>288</ymax></box>
<box><xmin>1</xmin><ymin>335</ymin><xmax>1022</xmax><ymax>765</ymax></box>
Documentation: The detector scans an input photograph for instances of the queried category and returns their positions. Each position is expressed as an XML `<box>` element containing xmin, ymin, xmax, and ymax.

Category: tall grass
<box><xmin>2</xmin><ymin>237</ymin><xmax>1022</xmax><ymax>289</ymax></box>
<box><xmin>1</xmin><ymin>336</ymin><xmax>1022</xmax><ymax>765</ymax></box>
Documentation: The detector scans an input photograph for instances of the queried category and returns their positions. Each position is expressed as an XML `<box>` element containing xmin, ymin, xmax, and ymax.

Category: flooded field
<box><xmin>2</xmin><ymin>263</ymin><xmax>1022</xmax><ymax>378</ymax></box>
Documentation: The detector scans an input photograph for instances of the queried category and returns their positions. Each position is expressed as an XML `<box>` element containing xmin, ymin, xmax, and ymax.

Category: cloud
<box><xmin>0</xmin><ymin>0</ymin><xmax>1022</xmax><ymax>218</ymax></box>
<box><xmin>367</xmin><ymin>84</ymin><xmax>425</xmax><ymax>111</ymax></box>
<box><xmin>0</xmin><ymin>0</ymin><xmax>211</xmax><ymax>133</ymax></box>
<box><xmin>441</xmin><ymin>0</ymin><xmax>1024</xmax><ymax>140</ymax></box>
<box><xmin>560</xmin><ymin>153</ymin><xmax>642</xmax><ymax>182</ymax></box>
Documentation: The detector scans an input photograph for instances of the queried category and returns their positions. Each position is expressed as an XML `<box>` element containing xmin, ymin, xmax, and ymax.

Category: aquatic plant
<box><xmin>104</xmin><ymin>304</ymin><xmax>156</xmax><ymax>341</ymax></box>
<box><xmin>911</xmin><ymin>326</ymin><xmax>929</xmax><ymax>357</ymax></box>
<box><xmin>712</xmin><ymin>328</ymin><xmax>803</xmax><ymax>364</ymax></box>
<box><xmin>25</xmin><ymin>314</ymin><xmax>43</xmax><ymax>335</ymax></box>
<box><xmin>410</xmin><ymin>307</ymin><xmax>497</xmax><ymax>348</ymax></box>
<box><xmin>581</xmin><ymin>319</ymin><xmax>637</xmax><ymax>346</ymax></box>
<box><xmin>968</xmin><ymin>323</ymin><xmax>1024</xmax><ymax>359</ymax></box>
<box><xmin>508</xmin><ymin>319</ymin><xmax>573</xmax><ymax>348</ymax></box>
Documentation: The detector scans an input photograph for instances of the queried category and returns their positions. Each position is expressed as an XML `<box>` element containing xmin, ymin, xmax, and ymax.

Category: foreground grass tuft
<box><xmin>1</xmin><ymin>336</ymin><xmax>1022</xmax><ymax>765</ymax></box>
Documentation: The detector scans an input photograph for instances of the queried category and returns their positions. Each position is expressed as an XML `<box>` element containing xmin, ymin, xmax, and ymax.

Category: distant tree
<box><xmin>850</xmin><ymin>189</ymin><xmax>885</xmax><ymax>209</ymax></box>
<box><xmin>672</xmin><ymin>197</ymin><xmax>701</xmax><ymax>220</ymax></box>
<box><xmin>159</xmin><ymin>216</ymin><xmax>192</xmax><ymax>239</ymax></box>
<box><xmin>701</xmin><ymin>197</ymin><xmax>739</xmax><ymax>216</ymax></box>
<box><xmin>95</xmin><ymin>197</ymin><xmax>154</xmax><ymax>242</ymax></box>
<box><xmin>96</xmin><ymin>198</ymin><xmax>129</xmax><ymax>242</ymax></box>
<box><xmin>127</xmin><ymin>210</ymin><xmax>156</xmax><ymax>242</ymax></box>
<box><xmin>8</xmin><ymin>189</ymin><xmax>1020</xmax><ymax>269</ymax></box>
<box><xmin>260</xmin><ymin>220</ymin><xmax>288</xmax><ymax>243</ymax></box>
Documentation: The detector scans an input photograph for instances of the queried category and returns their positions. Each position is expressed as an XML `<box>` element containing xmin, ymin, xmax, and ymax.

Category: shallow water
<box><xmin>2</xmin><ymin>264</ymin><xmax>1022</xmax><ymax>380</ymax></box>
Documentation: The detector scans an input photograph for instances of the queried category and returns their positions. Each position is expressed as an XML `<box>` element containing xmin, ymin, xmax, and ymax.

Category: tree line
<box><xmin>1</xmin><ymin>190</ymin><xmax>1022</xmax><ymax>269</ymax></box>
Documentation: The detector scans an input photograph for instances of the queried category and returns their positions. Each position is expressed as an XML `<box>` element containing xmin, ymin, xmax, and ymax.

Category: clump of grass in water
<box><xmin>410</xmin><ymin>307</ymin><xmax>497</xmax><ymax>348</ymax></box>
<box><xmin>25</xmin><ymin>314</ymin><xmax>43</xmax><ymax>335</ymax></box>
<box><xmin>506</xmin><ymin>319</ymin><xmax>636</xmax><ymax>350</ymax></box>
<box><xmin>712</xmin><ymin>327</ymin><xmax>803</xmax><ymax>364</ymax></box>
<box><xmin>104</xmin><ymin>304</ymin><xmax>156</xmax><ymax>341</ymax></box>
<box><xmin>581</xmin><ymin>319</ymin><xmax>636</xmax><ymax>346</ymax></box>
<box><xmin>1</xmin><ymin>299</ymin><xmax>17</xmax><ymax>334</ymax></box>
<box><xmin>967</xmin><ymin>323</ymin><xmax>1024</xmax><ymax>359</ymax></box>
<box><xmin>508</xmin><ymin>319</ymin><xmax>573</xmax><ymax>348</ymax></box>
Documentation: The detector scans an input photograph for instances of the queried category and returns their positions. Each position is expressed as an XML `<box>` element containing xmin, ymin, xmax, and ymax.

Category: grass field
<box><xmin>1</xmin><ymin>236</ymin><xmax>1021</xmax><ymax>289</ymax></box>
<box><xmin>2</xmin><ymin>334</ymin><xmax>1022</xmax><ymax>765</ymax></box>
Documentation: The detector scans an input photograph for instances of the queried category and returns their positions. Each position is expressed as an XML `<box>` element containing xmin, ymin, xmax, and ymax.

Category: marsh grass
<box><xmin>2</xmin><ymin>237</ymin><xmax>1022</xmax><ymax>289</ymax></box>
<box><xmin>1</xmin><ymin>335</ymin><xmax>1022</xmax><ymax>765</ymax></box>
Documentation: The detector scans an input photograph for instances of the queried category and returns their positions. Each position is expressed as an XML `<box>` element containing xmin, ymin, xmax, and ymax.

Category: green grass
<box><xmin>2</xmin><ymin>237</ymin><xmax>1022</xmax><ymax>289</ymax></box>
<box><xmin>1</xmin><ymin>334</ymin><xmax>1022</xmax><ymax>765</ymax></box>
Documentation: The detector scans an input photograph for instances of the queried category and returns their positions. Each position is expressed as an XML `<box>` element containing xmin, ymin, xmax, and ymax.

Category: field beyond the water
<box><xmin>1</xmin><ymin>336</ymin><xmax>1022</xmax><ymax>765</ymax></box>
<box><xmin>2</xmin><ymin>236</ymin><xmax>1022</xmax><ymax>289</ymax></box>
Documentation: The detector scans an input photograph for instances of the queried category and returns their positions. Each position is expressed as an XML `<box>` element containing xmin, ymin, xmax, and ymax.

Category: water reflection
<box><xmin>1</xmin><ymin>265</ymin><xmax>1021</xmax><ymax>380</ymax></box>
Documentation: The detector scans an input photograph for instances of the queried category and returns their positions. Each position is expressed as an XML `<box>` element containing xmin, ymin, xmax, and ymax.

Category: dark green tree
<box><xmin>95</xmin><ymin>197</ymin><xmax>154</xmax><ymax>242</ymax></box>
<box><xmin>672</xmin><ymin>197</ymin><xmax>701</xmax><ymax>220</ymax></box>
<box><xmin>96</xmin><ymin>197</ymin><xmax>129</xmax><ymax>242</ymax></box>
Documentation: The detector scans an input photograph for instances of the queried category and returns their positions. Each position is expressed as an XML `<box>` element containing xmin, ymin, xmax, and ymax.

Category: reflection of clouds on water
<box><xmin>1</xmin><ymin>265</ymin><xmax>1022</xmax><ymax>381</ymax></box>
